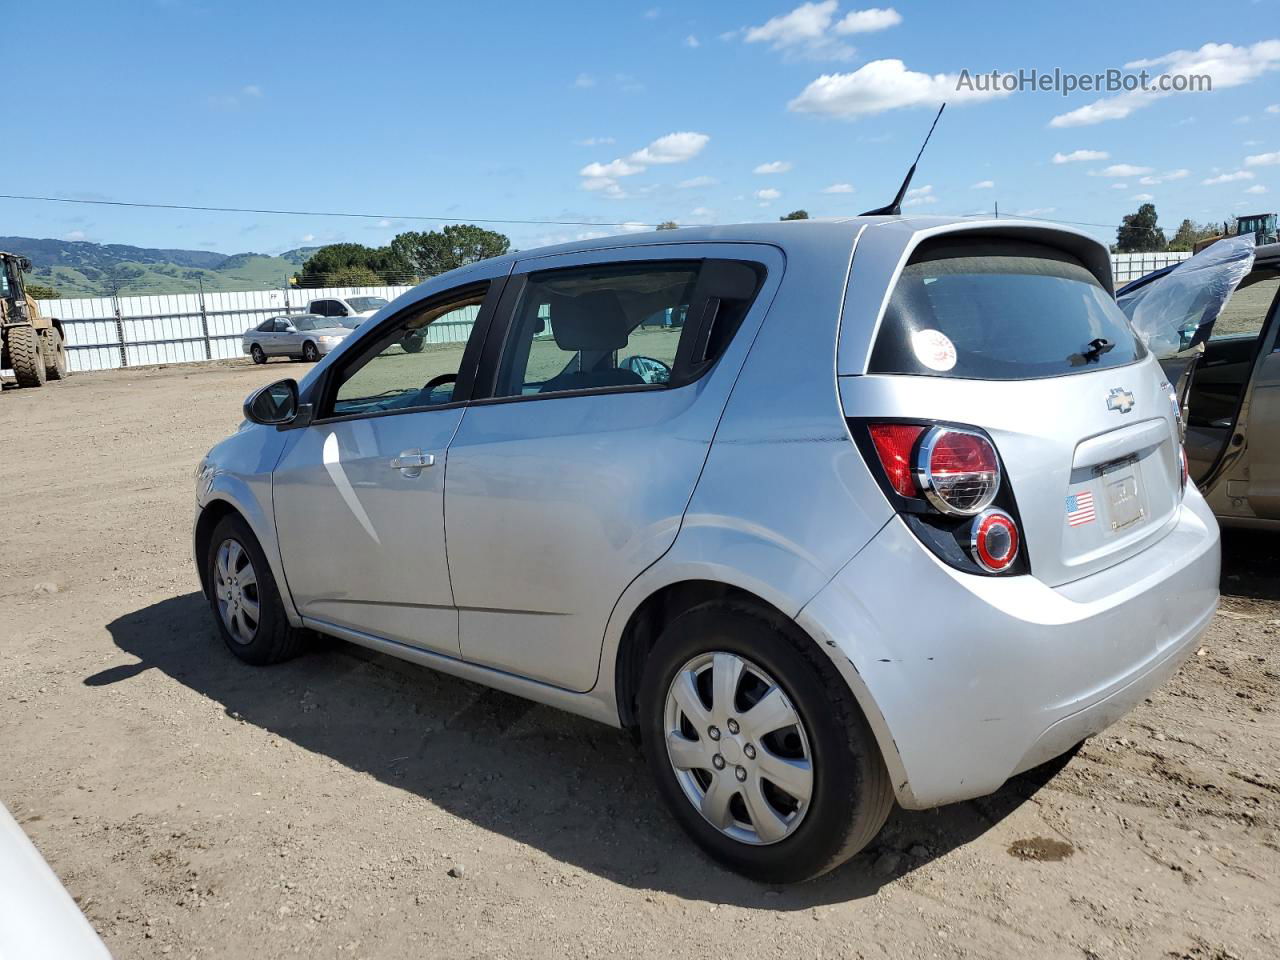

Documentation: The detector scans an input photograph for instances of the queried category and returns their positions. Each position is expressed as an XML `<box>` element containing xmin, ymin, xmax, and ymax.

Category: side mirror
<box><xmin>244</xmin><ymin>379</ymin><xmax>301</xmax><ymax>425</ymax></box>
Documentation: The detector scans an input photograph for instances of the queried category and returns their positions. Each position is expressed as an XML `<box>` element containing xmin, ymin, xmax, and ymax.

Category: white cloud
<box><xmin>575</xmin><ymin>136</ymin><xmax>616</xmax><ymax>146</ymax></box>
<box><xmin>971</xmin><ymin>179</ymin><xmax>995</xmax><ymax>189</ymax></box>
<box><xmin>580</xmin><ymin>159</ymin><xmax>645</xmax><ymax>178</ymax></box>
<box><xmin>1050</xmin><ymin>39</ymin><xmax>1280</xmax><ymax>127</ymax></box>
<box><xmin>1131</xmin><ymin>193</ymin><xmax>1155</xmax><ymax>201</ymax></box>
<box><xmin>684</xmin><ymin>35</ymin><xmax>700</xmax><ymax>48</ymax></box>
<box><xmin>755</xmin><ymin>188</ymin><xmax>782</xmax><ymax>202</ymax></box>
<box><xmin>643</xmin><ymin>7</ymin><xmax>660</xmax><ymax>18</ymax></box>
<box><xmin>63</xmin><ymin>230</ymin><xmax>86</xmax><ymax>241</ymax></box>
<box><xmin>1052</xmin><ymin>149</ymin><xmax>1109</xmax><ymax>164</ymax></box>
<box><xmin>1092</xmin><ymin>163</ymin><xmax>1153</xmax><ymax>177</ymax></box>
<box><xmin>676</xmin><ymin>175</ymin><xmax>718</xmax><ymax>189</ymax></box>
<box><xmin>574</xmin><ymin>73</ymin><xmax>596</xmax><ymax>88</ymax></box>
<box><xmin>743</xmin><ymin>1</ymin><xmax>854</xmax><ymax>61</ymax></box>
<box><xmin>1245</xmin><ymin>184</ymin><xmax>1269</xmax><ymax>194</ymax></box>
<box><xmin>822</xmin><ymin>182</ymin><xmax>855</xmax><ymax>193</ymax></box>
<box><xmin>628</xmin><ymin>131</ymin><xmax>710</xmax><ymax>165</ymax></box>
<box><xmin>579</xmin><ymin>132</ymin><xmax>711</xmax><ymax>195</ymax></box>
<box><xmin>1267</xmin><ymin>104</ymin><xmax>1280</xmax><ymax>114</ymax></box>
<box><xmin>300</xmin><ymin>234</ymin><xmax>316</xmax><ymax>243</ymax></box>
<box><xmin>1245</xmin><ymin>151</ymin><xmax>1280</xmax><ymax>166</ymax></box>
<box><xmin>618</xmin><ymin>222</ymin><xmax>650</xmax><ymax>233</ymax></box>
<box><xmin>1234</xmin><ymin>115</ymin><xmax>1252</xmax><ymax>124</ymax></box>
<box><xmin>903</xmin><ymin>184</ymin><xmax>936</xmax><ymax>206</ymax></box>
<box><xmin>1110</xmin><ymin>183</ymin><xmax>1128</xmax><ymax>189</ymax></box>
<box><xmin>754</xmin><ymin>160</ymin><xmax>793</xmax><ymax>174</ymax></box>
<box><xmin>1138</xmin><ymin>169</ymin><xmax>1190</xmax><ymax>184</ymax></box>
<box><xmin>690</xmin><ymin>207</ymin><xmax>715</xmax><ymax>217</ymax></box>
<box><xmin>834</xmin><ymin>7</ymin><xmax>902</xmax><ymax>34</ymax></box>
<box><xmin>1014</xmin><ymin>207</ymin><xmax>1056</xmax><ymax>216</ymax></box>
<box><xmin>1201</xmin><ymin>170</ymin><xmax>1255</xmax><ymax>184</ymax></box>
<box><xmin>788</xmin><ymin>58</ymin><xmax>1011</xmax><ymax>117</ymax></box>
<box><xmin>241</xmin><ymin>84</ymin><xmax>262</xmax><ymax>97</ymax></box>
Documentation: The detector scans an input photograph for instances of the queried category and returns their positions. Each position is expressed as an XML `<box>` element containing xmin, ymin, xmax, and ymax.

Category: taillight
<box><xmin>868</xmin><ymin>424</ymin><xmax>926</xmax><ymax>497</ymax></box>
<box><xmin>855</xmin><ymin>419</ymin><xmax>1025</xmax><ymax>577</ymax></box>
<box><xmin>970</xmin><ymin>510</ymin><xmax>1019</xmax><ymax>572</ymax></box>
<box><xmin>916</xmin><ymin>428</ymin><xmax>1001</xmax><ymax>516</ymax></box>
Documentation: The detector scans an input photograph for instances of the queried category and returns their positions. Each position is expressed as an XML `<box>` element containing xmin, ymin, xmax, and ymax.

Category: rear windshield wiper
<box><xmin>1068</xmin><ymin>337</ymin><xmax>1115</xmax><ymax>367</ymax></box>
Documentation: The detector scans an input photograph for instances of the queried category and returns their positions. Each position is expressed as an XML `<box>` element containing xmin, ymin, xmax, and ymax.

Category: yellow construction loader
<box><xmin>1</xmin><ymin>252</ymin><xmax>68</xmax><ymax>387</ymax></box>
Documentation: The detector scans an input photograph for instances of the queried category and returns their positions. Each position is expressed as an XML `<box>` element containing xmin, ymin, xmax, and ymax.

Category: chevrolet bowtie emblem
<box><xmin>1106</xmin><ymin>387</ymin><xmax>1136</xmax><ymax>414</ymax></box>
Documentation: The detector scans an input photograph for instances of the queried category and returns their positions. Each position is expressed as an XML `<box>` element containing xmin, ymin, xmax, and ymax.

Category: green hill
<box><xmin>0</xmin><ymin>236</ymin><xmax>322</xmax><ymax>297</ymax></box>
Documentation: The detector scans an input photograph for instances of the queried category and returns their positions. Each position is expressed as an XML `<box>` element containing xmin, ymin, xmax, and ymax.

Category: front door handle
<box><xmin>390</xmin><ymin>449</ymin><xmax>435</xmax><ymax>477</ymax></box>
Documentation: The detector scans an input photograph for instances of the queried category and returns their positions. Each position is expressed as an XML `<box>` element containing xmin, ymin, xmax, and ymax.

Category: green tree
<box><xmin>25</xmin><ymin>283</ymin><xmax>60</xmax><ymax>300</ymax></box>
<box><xmin>389</xmin><ymin>225</ymin><xmax>511</xmax><ymax>279</ymax></box>
<box><xmin>1166</xmin><ymin>218</ymin><xmax>1222</xmax><ymax>252</ymax></box>
<box><xmin>294</xmin><ymin>243</ymin><xmax>410</xmax><ymax>287</ymax></box>
<box><xmin>1115</xmin><ymin>203</ymin><xmax>1165</xmax><ymax>253</ymax></box>
<box><xmin>780</xmin><ymin>209</ymin><xmax>810</xmax><ymax>221</ymax></box>
<box><xmin>656</xmin><ymin>220</ymin><xmax>679</xmax><ymax>230</ymax></box>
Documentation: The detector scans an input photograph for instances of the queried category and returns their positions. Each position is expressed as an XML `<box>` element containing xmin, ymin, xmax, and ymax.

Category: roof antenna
<box><xmin>860</xmin><ymin>102</ymin><xmax>946</xmax><ymax>217</ymax></box>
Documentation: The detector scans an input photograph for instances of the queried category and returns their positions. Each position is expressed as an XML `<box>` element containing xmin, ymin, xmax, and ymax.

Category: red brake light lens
<box><xmin>868</xmin><ymin>424</ymin><xmax>927</xmax><ymax>497</ymax></box>
<box><xmin>970</xmin><ymin>510</ymin><xmax>1019</xmax><ymax>572</ymax></box>
<box><xmin>917</xmin><ymin>428</ymin><xmax>1001</xmax><ymax>516</ymax></box>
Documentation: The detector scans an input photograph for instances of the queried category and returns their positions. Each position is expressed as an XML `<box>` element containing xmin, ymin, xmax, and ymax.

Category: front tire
<box><xmin>250</xmin><ymin>344</ymin><xmax>267</xmax><ymax>365</ymax></box>
<box><xmin>204</xmin><ymin>513</ymin><xmax>307</xmax><ymax>665</ymax></box>
<box><xmin>303</xmin><ymin>341</ymin><xmax>320</xmax><ymax>362</ymax></box>
<box><xmin>8</xmin><ymin>325</ymin><xmax>46</xmax><ymax>387</ymax></box>
<box><xmin>639</xmin><ymin>602</ymin><xmax>894</xmax><ymax>883</ymax></box>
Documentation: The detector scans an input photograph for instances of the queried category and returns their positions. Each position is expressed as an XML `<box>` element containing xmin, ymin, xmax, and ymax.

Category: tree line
<box><xmin>1113</xmin><ymin>202</ymin><xmax>1231</xmax><ymax>254</ymax></box>
<box><xmin>294</xmin><ymin>224</ymin><xmax>512</xmax><ymax>287</ymax></box>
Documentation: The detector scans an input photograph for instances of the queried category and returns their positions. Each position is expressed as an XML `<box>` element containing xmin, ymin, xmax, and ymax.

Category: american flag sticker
<box><xmin>1065</xmin><ymin>490</ymin><xmax>1096</xmax><ymax>527</ymax></box>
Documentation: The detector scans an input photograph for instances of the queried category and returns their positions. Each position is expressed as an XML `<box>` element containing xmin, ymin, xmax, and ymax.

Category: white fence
<box><xmin>30</xmin><ymin>253</ymin><xmax>1195</xmax><ymax>374</ymax></box>
<box><xmin>43</xmin><ymin>284</ymin><xmax>413</xmax><ymax>373</ymax></box>
<box><xmin>1110</xmin><ymin>252</ymin><xmax>1190</xmax><ymax>284</ymax></box>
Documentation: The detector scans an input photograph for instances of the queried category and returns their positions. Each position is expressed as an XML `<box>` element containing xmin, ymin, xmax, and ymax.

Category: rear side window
<box><xmin>493</xmin><ymin>259</ymin><xmax>763</xmax><ymax>399</ymax></box>
<box><xmin>870</xmin><ymin>239</ymin><xmax>1145</xmax><ymax>380</ymax></box>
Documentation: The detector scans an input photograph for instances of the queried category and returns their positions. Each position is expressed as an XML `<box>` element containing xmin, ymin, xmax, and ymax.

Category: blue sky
<box><xmin>6</xmin><ymin>0</ymin><xmax>1278</xmax><ymax>257</ymax></box>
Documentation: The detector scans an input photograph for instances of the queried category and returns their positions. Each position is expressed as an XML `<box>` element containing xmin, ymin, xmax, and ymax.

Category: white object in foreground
<box><xmin>0</xmin><ymin>804</ymin><xmax>111</xmax><ymax>959</ymax></box>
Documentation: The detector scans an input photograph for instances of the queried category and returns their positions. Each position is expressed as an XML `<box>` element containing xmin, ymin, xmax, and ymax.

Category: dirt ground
<box><xmin>1</xmin><ymin>361</ymin><xmax>1278</xmax><ymax>960</ymax></box>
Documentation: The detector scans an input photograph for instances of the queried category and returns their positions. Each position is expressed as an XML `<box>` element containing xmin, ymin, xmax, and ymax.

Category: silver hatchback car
<box><xmin>195</xmin><ymin>218</ymin><xmax>1220</xmax><ymax>882</ymax></box>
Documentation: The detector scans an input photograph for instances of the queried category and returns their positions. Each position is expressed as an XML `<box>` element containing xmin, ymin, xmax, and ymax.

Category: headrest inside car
<box><xmin>548</xmin><ymin>291</ymin><xmax>631</xmax><ymax>352</ymax></box>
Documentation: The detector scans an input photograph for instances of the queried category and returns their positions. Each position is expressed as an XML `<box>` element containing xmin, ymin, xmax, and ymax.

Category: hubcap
<box><xmin>663</xmin><ymin>652</ymin><xmax>813</xmax><ymax>846</ymax></box>
<box><xmin>212</xmin><ymin>538</ymin><xmax>260</xmax><ymax>645</ymax></box>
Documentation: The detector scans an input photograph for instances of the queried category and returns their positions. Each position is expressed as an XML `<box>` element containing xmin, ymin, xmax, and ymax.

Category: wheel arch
<box><xmin>195</xmin><ymin>486</ymin><xmax>300</xmax><ymax>626</ymax></box>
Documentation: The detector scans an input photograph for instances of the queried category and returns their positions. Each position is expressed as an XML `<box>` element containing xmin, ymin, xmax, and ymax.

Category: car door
<box><xmin>1241</xmin><ymin>278</ymin><xmax>1280</xmax><ymax>519</ymax></box>
<box><xmin>271</xmin><ymin>271</ymin><xmax>506</xmax><ymax>656</ymax></box>
<box><xmin>252</xmin><ymin>318</ymin><xmax>277</xmax><ymax>354</ymax></box>
<box><xmin>270</xmin><ymin>317</ymin><xmax>296</xmax><ymax>355</ymax></box>
<box><xmin>445</xmin><ymin>244</ymin><xmax>783</xmax><ymax>692</ymax></box>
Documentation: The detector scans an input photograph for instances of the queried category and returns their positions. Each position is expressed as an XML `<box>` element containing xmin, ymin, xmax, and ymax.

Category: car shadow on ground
<box><xmin>1219</xmin><ymin>527</ymin><xmax>1280</xmax><ymax>602</ymax></box>
<box><xmin>93</xmin><ymin>592</ymin><xmax>1074</xmax><ymax>908</ymax></box>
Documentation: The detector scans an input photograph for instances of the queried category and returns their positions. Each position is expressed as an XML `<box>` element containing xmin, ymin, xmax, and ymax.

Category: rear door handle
<box><xmin>390</xmin><ymin>449</ymin><xmax>435</xmax><ymax>477</ymax></box>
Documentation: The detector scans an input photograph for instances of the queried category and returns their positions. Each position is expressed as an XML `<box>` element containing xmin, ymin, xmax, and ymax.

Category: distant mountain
<box><xmin>0</xmin><ymin>237</ymin><xmax>324</xmax><ymax>298</ymax></box>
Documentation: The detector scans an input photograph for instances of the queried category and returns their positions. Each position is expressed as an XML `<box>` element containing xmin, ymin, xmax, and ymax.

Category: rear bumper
<box><xmin>797</xmin><ymin>490</ymin><xmax>1220</xmax><ymax>809</ymax></box>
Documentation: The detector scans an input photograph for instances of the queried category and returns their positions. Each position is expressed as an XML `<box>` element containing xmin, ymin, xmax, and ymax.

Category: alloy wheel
<box><xmin>663</xmin><ymin>651</ymin><xmax>814</xmax><ymax>845</ymax></box>
<box><xmin>213</xmin><ymin>538</ymin><xmax>260</xmax><ymax>645</ymax></box>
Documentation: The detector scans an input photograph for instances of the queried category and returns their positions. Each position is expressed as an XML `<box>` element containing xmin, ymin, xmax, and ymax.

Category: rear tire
<box><xmin>8</xmin><ymin>325</ymin><xmax>46</xmax><ymax>387</ymax></box>
<box><xmin>250</xmin><ymin>344</ymin><xmax>266</xmax><ymax>365</ymax></box>
<box><xmin>639</xmin><ymin>601</ymin><xmax>894</xmax><ymax>883</ymax></box>
<box><xmin>204</xmin><ymin>513</ymin><xmax>308</xmax><ymax>665</ymax></box>
<box><xmin>42</xmin><ymin>328</ymin><xmax>69</xmax><ymax>380</ymax></box>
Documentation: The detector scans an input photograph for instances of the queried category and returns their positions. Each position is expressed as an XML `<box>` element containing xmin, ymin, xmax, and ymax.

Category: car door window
<box><xmin>1209</xmin><ymin>274</ymin><xmax>1280</xmax><ymax>342</ymax></box>
<box><xmin>274</xmin><ymin>318</ymin><xmax>293</xmax><ymax>332</ymax></box>
<box><xmin>311</xmin><ymin>301</ymin><xmax>331</xmax><ymax>317</ymax></box>
<box><xmin>324</xmin><ymin>285</ymin><xmax>487</xmax><ymax>418</ymax></box>
<box><xmin>495</xmin><ymin>263</ymin><xmax>702</xmax><ymax>398</ymax></box>
<box><xmin>256</xmin><ymin>319</ymin><xmax>274</xmax><ymax>332</ymax></box>
<box><xmin>332</xmin><ymin>302</ymin><xmax>350</xmax><ymax>316</ymax></box>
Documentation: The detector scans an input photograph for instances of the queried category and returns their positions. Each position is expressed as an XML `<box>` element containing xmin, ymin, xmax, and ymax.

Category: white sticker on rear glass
<box><xmin>911</xmin><ymin>329</ymin><xmax>957</xmax><ymax>372</ymax></box>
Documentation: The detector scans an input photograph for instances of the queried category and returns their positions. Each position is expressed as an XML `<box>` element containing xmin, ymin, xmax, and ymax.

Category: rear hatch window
<box><xmin>870</xmin><ymin>240</ymin><xmax>1145</xmax><ymax>380</ymax></box>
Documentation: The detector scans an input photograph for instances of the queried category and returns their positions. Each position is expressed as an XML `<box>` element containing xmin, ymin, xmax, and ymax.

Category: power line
<box><xmin>0</xmin><ymin>193</ymin><xmax>660</xmax><ymax>230</ymax></box>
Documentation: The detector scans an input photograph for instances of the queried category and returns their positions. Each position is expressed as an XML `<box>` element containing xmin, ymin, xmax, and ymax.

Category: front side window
<box><xmin>273</xmin><ymin>318</ymin><xmax>293</xmax><ymax>332</ymax></box>
<box><xmin>311</xmin><ymin>301</ymin><xmax>331</xmax><ymax>316</ymax></box>
<box><xmin>345</xmin><ymin>296</ymin><xmax>389</xmax><ymax>313</ymax></box>
<box><xmin>1208</xmin><ymin>273</ymin><xmax>1280</xmax><ymax>342</ymax></box>
<box><xmin>495</xmin><ymin>263</ymin><xmax>701</xmax><ymax>398</ymax></box>
<box><xmin>870</xmin><ymin>239</ymin><xmax>1146</xmax><ymax>380</ymax></box>
<box><xmin>324</xmin><ymin>285</ymin><xmax>486</xmax><ymax>418</ymax></box>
